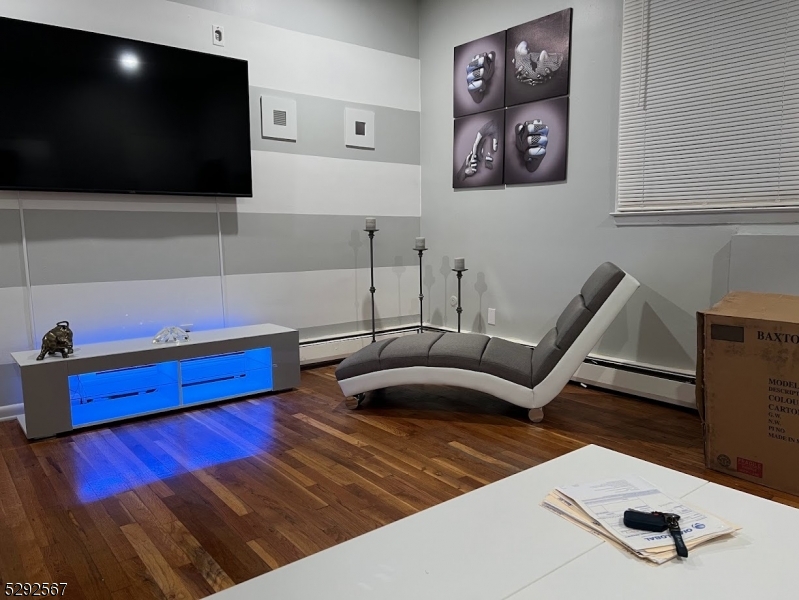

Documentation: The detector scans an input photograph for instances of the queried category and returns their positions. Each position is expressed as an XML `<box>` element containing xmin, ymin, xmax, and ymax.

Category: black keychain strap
<box><xmin>665</xmin><ymin>514</ymin><xmax>689</xmax><ymax>558</ymax></box>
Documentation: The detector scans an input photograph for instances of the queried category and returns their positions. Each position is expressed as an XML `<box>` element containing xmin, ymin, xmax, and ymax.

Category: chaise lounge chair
<box><xmin>335</xmin><ymin>262</ymin><xmax>639</xmax><ymax>422</ymax></box>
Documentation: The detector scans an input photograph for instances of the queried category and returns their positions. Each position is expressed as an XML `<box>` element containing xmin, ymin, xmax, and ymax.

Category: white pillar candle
<box><xmin>365</xmin><ymin>217</ymin><xmax>377</xmax><ymax>231</ymax></box>
<box><xmin>415</xmin><ymin>237</ymin><xmax>426</xmax><ymax>250</ymax></box>
<box><xmin>454</xmin><ymin>257</ymin><xmax>466</xmax><ymax>271</ymax></box>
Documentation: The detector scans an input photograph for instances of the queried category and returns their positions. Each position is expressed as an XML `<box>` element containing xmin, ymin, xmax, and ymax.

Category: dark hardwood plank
<box><xmin>1</xmin><ymin>364</ymin><xmax>797</xmax><ymax>598</ymax></box>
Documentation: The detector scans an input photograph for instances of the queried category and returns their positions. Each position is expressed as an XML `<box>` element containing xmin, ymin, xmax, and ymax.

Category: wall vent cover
<box><xmin>261</xmin><ymin>96</ymin><xmax>297</xmax><ymax>141</ymax></box>
<box><xmin>345</xmin><ymin>108</ymin><xmax>375</xmax><ymax>149</ymax></box>
<box><xmin>273</xmin><ymin>110</ymin><xmax>288</xmax><ymax>127</ymax></box>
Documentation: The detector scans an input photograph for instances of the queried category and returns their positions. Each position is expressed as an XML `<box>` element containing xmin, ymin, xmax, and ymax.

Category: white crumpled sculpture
<box><xmin>152</xmin><ymin>326</ymin><xmax>190</xmax><ymax>344</ymax></box>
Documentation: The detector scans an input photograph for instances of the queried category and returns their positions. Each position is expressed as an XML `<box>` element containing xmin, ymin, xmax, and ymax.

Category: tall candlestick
<box><xmin>452</xmin><ymin>260</ymin><xmax>468</xmax><ymax>333</ymax></box>
<box><xmin>414</xmin><ymin>238</ymin><xmax>428</xmax><ymax>333</ymax></box>
<box><xmin>363</xmin><ymin>219</ymin><xmax>379</xmax><ymax>343</ymax></box>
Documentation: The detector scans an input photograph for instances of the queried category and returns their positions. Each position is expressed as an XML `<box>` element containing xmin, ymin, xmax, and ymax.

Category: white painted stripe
<box><xmin>2</xmin><ymin>0</ymin><xmax>420</xmax><ymax>111</ymax></box>
<box><xmin>0</xmin><ymin>287</ymin><xmax>34</xmax><ymax>364</ymax></box>
<box><xmin>224</xmin><ymin>267</ymin><xmax>420</xmax><ymax>331</ymax></box>
<box><xmin>30</xmin><ymin>277</ymin><xmax>226</xmax><ymax>344</ymax></box>
<box><xmin>219</xmin><ymin>152</ymin><xmax>421</xmax><ymax>216</ymax></box>
<box><xmin>19</xmin><ymin>191</ymin><xmax>217</xmax><ymax>213</ymax></box>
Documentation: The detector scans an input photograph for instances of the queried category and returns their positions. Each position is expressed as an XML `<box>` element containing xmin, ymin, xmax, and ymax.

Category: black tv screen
<box><xmin>0</xmin><ymin>17</ymin><xmax>252</xmax><ymax>197</ymax></box>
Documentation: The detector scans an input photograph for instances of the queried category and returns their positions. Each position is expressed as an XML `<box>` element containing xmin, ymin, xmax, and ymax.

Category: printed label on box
<box><xmin>737</xmin><ymin>457</ymin><xmax>763</xmax><ymax>478</ymax></box>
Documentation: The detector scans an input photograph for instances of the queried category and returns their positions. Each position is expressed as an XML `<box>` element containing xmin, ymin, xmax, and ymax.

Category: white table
<box><xmin>508</xmin><ymin>480</ymin><xmax>799</xmax><ymax>599</ymax></box>
<box><xmin>207</xmin><ymin>444</ymin><xmax>789</xmax><ymax>600</ymax></box>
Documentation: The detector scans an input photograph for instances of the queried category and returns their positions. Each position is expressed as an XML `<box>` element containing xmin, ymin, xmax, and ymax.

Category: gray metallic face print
<box><xmin>466</xmin><ymin>51</ymin><xmax>496</xmax><ymax>102</ymax></box>
<box><xmin>512</xmin><ymin>41</ymin><xmax>563</xmax><ymax>86</ymax></box>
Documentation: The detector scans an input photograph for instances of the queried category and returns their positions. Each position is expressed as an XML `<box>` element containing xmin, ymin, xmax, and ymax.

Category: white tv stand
<box><xmin>11</xmin><ymin>324</ymin><xmax>300</xmax><ymax>439</ymax></box>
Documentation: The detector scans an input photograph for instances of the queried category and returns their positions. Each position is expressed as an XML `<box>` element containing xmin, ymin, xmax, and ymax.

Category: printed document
<box><xmin>555</xmin><ymin>475</ymin><xmax>734</xmax><ymax>552</ymax></box>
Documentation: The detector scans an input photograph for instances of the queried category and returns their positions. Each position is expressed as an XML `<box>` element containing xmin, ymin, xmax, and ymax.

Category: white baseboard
<box><xmin>300</xmin><ymin>337</ymin><xmax>367</xmax><ymax>365</ymax></box>
<box><xmin>573</xmin><ymin>362</ymin><xmax>696</xmax><ymax>409</ymax></box>
<box><xmin>0</xmin><ymin>403</ymin><xmax>23</xmax><ymax>422</ymax></box>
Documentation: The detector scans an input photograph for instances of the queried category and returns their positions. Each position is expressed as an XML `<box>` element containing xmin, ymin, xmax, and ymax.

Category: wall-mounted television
<box><xmin>0</xmin><ymin>17</ymin><xmax>252</xmax><ymax>197</ymax></box>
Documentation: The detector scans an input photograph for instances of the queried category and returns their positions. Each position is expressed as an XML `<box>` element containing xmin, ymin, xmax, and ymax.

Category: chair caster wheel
<box><xmin>528</xmin><ymin>407</ymin><xmax>544</xmax><ymax>423</ymax></box>
<box><xmin>345</xmin><ymin>393</ymin><xmax>366</xmax><ymax>410</ymax></box>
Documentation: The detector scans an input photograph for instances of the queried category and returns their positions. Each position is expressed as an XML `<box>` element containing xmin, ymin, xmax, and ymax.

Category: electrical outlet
<box><xmin>487</xmin><ymin>308</ymin><xmax>496</xmax><ymax>326</ymax></box>
<box><xmin>450</xmin><ymin>295</ymin><xmax>458</xmax><ymax>307</ymax></box>
<box><xmin>212</xmin><ymin>25</ymin><xmax>225</xmax><ymax>46</ymax></box>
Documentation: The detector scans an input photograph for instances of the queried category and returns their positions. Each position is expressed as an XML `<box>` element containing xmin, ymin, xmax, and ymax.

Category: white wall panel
<box><xmin>1</xmin><ymin>0</ymin><xmax>420</xmax><ymax>111</ymax></box>
<box><xmin>224</xmin><ymin>267</ymin><xmax>420</xmax><ymax>332</ymax></box>
<box><xmin>220</xmin><ymin>152</ymin><xmax>421</xmax><ymax>217</ymax></box>
<box><xmin>0</xmin><ymin>287</ymin><xmax>33</xmax><ymax>363</ymax></box>
<box><xmin>30</xmin><ymin>277</ymin><xmax>226</xmax><ymax>344</ymax></box>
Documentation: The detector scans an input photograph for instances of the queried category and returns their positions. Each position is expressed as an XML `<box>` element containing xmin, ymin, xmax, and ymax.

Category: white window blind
<box><xmin>617</xmin><ymin>0</ymin><xmax>799</xmax><ymax>214</ymax></box>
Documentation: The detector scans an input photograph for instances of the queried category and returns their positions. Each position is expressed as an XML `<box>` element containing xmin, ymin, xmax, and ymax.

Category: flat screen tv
<box><xmin>0</xmin><ymin>17</ymin><xmax>252</xmax><ymax>197</ymax></box>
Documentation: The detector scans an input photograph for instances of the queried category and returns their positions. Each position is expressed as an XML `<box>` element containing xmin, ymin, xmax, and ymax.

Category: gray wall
<box><xmin>418</xmin><ymin>0</ymin><xmax>790</xmax><ymax>374</ymax></box>
<box><xmin>0</xmin><ymin>0</ymin><xmax>421</xmax><ymax>409</ymax></box>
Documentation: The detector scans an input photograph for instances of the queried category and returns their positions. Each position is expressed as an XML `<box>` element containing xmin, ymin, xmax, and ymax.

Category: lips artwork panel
<box><xmin>504</xmin><ymin>9</ymin><xmax>573</xmax><ymax>106</ymax></box>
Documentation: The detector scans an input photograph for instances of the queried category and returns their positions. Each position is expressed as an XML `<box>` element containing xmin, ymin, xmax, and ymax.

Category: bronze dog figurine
<box><xmin>36</xmin><ymin>321</ymin><xmax>74</xmax><ymax>361</ymax></box>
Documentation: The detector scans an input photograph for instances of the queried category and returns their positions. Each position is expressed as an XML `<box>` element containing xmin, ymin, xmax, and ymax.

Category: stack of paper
<box><xmin>541</xmin><ymin>475</ymin><xmax>739</xmax><ymax>564</ymax></box>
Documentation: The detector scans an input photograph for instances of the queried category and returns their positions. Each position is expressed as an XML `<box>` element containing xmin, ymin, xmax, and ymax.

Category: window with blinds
<box><xmin>617</xmin><ymin>0</ymin><xmax>799</xmax><ymax>215</ymax></box>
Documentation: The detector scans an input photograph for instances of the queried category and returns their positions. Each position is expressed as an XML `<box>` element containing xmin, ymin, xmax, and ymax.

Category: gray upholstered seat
<box><xmin>479</xmin><ymin>338</ymin><xmax>533</xmax><ymax>387</ymax></box>
<box><xmin>335</xmin><ymin>338</ymin><xmax>393</xmax><ymax>380</ymax></box>
<box><xmin>380</xmin><ymin>332</ymin><xmax>444</xmax><ymax>369</ymax></box>
<box><xmin>429</xmin><ymin>333</ymin><xmax>489</xmax><ymax>370</ymax></box>
<box><xmin>335</xmin><ymin>262</ymin><xmax>637</xmax><ymax>422</ymax></box>
<box><xmin>336</xmin><ymin>332</ymin><xmax>535</xmax><ymax>387</ymax></box>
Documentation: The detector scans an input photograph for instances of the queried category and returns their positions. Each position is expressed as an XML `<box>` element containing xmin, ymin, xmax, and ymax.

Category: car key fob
<box><xmin>623</xmin><ymin>509</ymin><xmax>668</xmax><ymax>532</ymax></box>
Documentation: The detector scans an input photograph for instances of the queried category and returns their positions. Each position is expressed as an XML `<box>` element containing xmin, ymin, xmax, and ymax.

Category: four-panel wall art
<box><xmin>453</xmin><ymin>8</ymin><xmax>572</xmax><ymax>189</ymax></box>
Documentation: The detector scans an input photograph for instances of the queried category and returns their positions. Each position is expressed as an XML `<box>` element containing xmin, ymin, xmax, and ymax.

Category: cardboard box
<box><xmin>697</xmin><ymin>291</ymin><xmax>799</xmax><ymax>495</ymax></box>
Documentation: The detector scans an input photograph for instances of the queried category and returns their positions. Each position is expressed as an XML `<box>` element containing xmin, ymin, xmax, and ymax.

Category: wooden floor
<box><xmin>1</xmin><ymin>366</ymin><xmax>797</xmax><ymax>599</ymax></box>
